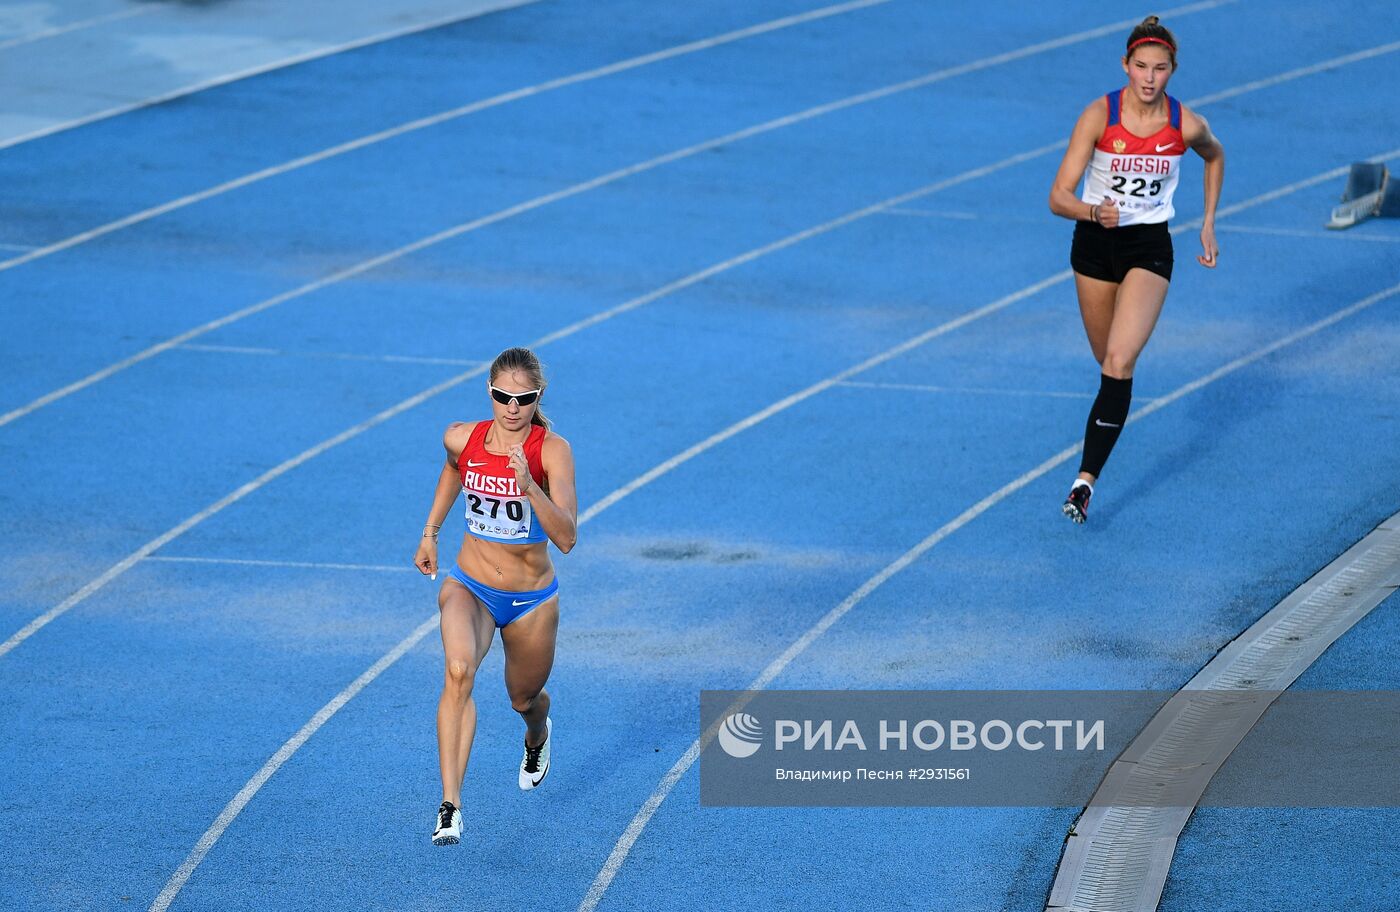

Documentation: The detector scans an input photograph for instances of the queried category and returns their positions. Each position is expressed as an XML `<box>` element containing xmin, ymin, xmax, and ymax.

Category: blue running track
<box><xmin>1</xmin><ymin>2</ymin><xmax>1398</xmax><ymax>910</ymax></box>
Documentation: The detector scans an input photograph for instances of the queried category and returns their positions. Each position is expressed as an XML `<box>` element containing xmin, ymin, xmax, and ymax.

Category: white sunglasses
<box><xmin>489</xmin><ymin>385</ymin><xmax>542</xmax><ymax>407</ymax></box>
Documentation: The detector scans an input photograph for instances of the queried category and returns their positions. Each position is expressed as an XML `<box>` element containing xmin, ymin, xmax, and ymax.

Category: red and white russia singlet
<box><xmin>1080</xmin><ymin>90</ymin><xmax>1185</xmax><ymax>226</ymax></box>
<box><xmin>457</xmin><ymin>420</ymin><xmax>548</xmax><ymax>544</ymax></box>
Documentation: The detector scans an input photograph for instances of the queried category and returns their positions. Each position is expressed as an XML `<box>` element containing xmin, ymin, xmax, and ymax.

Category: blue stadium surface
<box><xmin>1</xmin><ymin>2</ymin><xmax>1398</xmax><ymax>910</ymax></box>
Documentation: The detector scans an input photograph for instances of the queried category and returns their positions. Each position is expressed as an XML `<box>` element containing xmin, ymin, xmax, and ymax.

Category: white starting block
<box><xmin>1327</xmin><ymin>161</ymin><xmax>1400</xmax><ymax>229</ymax></box>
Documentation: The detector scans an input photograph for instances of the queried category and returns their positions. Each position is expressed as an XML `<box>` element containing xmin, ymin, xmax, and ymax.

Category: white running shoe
<box><xmin>431</xmin><ymin>801</ymin><xmax>461</xmax><ymax>845</ymax></box>
<box><xmin>518</xmin><ymin>717</ymin><xmax>552</xmax><ymax>791</ymax></box>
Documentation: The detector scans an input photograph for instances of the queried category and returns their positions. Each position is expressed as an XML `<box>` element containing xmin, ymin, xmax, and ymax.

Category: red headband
<box><xmin>1128</xmin><ymin>36</ymin><xmax>1176</xmax><ymax>53</ymax></box>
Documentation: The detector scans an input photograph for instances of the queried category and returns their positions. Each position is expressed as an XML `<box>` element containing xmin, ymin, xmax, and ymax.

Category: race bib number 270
<box><xmin>463</xmin><ymin>488</ymin><xmax>532</xmax><ymax>540</ymax></box>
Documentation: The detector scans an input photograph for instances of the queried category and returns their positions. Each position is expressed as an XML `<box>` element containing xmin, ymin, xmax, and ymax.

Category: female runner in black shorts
<box><xmin>1049</xmin><ymin>15</ymin><xmax>1224</xmax><ymax>522</ymax></box>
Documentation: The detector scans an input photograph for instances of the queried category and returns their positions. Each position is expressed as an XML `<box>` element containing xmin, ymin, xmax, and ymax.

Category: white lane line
<box><xmin>145</xmin><ymin>556</ymin><xmax>413</xmax><ymax>573</ymax></box>
<box><xmin>145</xmin><ymin>612</ymin><xmax>440</xmax><ymax>912</ymax></box>
<box><xmin>0</xmin><ymin>242</ymin><xmax>38</xmax><ymax>251</ymax></box>
<box><xmin>0</xmin><ymin>0</ymin><xmax>893</xmax><ymax>275</ymax></box>
<box><xmin>15</xmin><ymin>22</ymin><xmax>1373</xmax><ymax>897</ymax></box>
<box><xmin>0</xmin><ymin>7</ymin><xmax>153</xmax><ymax>52</ymax></box>
<box><xmin>837</xmin><ymin>380</ymin><xmax>1100</xmax><ymax>399</ymax></box>
<box><xmin>122</xmin><ymin>23</ymin><xmax>1392</xmax><ymax>890</ymax></box>
<box><xmin>1219</xmin><ymin>224</ymin><xmax>1400</xmax><ymax>244</ymax></box>
<box><xmin>0</xmin><ymin>366</ymin><xmax>477</xmax><ymax>661</ymax></box>
<box><xmin>0</xmin><ymin>0</ymin><xmax>1234</xmax><ymax>432</ymax></box>
<box><xmin>0</xmin><ymin>149</ymin><xmax>1054</xmax><ymax>441</ymax></box>
<box><xmin>177</xmin><ymin>342</ymin><xmax>482</xmax><ymax>367</ymax></box>
<box><xmin>0</xmin><ymin>2</ymin><xmax>543</xmax><ymax>152</ymax></box>
<box><xmin>1046</xmin><ymin>509</ymin><xmax>1400</xmax><ymax>912</ymax></box>
<box><xmin>3</xmin><ymin>139</ymin><xmax>1078</xmax><ymax>659</ymax></box>
<box><xmin>9</xmin><ymin>164</ymin><xmax>1016</xmax><ymax>661</ymax></box>
<box><xmin>177</xmin><ymin>344</ymin><xmax>280</xmax><ymax>356</ymax></box>
<box><xmin>576</xmin><ymin>143</ymin><xmax>1400</xmax><ymax>525</ymax></box>
<box><xmin>878</xmin><ymin>207</ymin><xmax>1056</xmax><ymax>225</ymax></box>
<box><xmin>1189</xmin><ymin>38</ymin><xmax>1400</xmax><ymax>107</ymax></box>
<box><xmin>120</xmin><ymin>83</ymin><xmax>1398</xmax><ymax>912</ymax></box>
<box><xmin>578</xmin><ymin>278</ymin><xmax>1400</xmax><ymax>912</ymax></box>
<box><xmin>141</xmin><ymin>147</ymin><xmax>1400</xmax><ymax>912</ymax></box>
<box><xmin>127</xmin><ymin>141</ymin><xmax>1071</xmax><ymax>912</ymax></box>
<box><xmin>1</xmin><ymin>54</ymin><xmax>1385</xmax><ymax>910</ymax></box>
<box><xmin>880</xmin><ymin>207</ymin><xmax>981</xmax><ymax>219</ymax></box>
<box><xmin>571</xmin><ymin>153</ymin><xmax>1400</xmax><ymax>912</ymax></box>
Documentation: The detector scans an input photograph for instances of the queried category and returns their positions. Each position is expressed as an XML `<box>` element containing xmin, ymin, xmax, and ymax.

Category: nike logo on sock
<box><xmin>1094</xmin><ymin>419</ymin><xmax>1122</xmax><ymax>428</ymax></box>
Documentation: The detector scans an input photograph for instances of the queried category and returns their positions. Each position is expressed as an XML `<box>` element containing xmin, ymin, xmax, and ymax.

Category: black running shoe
<box><xmin>432</xmin><ymin>801</ymin><xmax>461</xmax><ymax>846</ymax></box>
<box><xmin>1062</xmin><ymin>483</ymin><xmax>1091</xmax><ymax>524</ymax></box>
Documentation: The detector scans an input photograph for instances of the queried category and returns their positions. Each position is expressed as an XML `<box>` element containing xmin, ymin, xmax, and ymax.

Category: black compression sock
<box><xmin>1078</xmin><ymin>373</ymin><xmax>1133</xmax><ymax>478</ymax></box>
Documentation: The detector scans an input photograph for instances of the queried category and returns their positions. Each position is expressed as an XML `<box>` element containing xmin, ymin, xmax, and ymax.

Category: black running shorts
<box><xmin>1070</xmin><ymin>219</ymin><xmax>1174</xmax><ymax>283</ymax></box>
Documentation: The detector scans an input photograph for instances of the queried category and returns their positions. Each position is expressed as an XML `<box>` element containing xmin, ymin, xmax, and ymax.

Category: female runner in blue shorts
<box><xmin>1049</xmin><ymin>15</ymin><xmax>1224</xmax><ymax>523</ymax></box>
<box><xmin>413</xmin><ymin>347</ymin><xmax>577</xmax><ymax>845</ymax></box>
